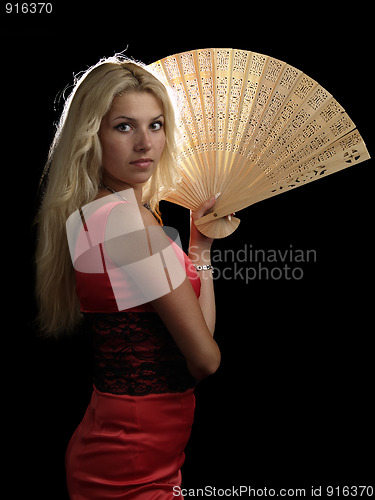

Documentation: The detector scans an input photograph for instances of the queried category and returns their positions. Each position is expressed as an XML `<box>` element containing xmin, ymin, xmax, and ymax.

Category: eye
<box><xmin>150</xmin><ymin>121</ymin><xmax>164</xmax><ymax>131</ymax></box>
<box><xmin>115</xmin><ymin>123</ymin><xmax>132</xmax><ymax>133</ymax></box>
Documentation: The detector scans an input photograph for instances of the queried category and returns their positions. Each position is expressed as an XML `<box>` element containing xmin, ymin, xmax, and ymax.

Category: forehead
<box><xmin>109</xmin><ymin>91</ymin><xmax>163</xmax><ymax>119</ymax></box>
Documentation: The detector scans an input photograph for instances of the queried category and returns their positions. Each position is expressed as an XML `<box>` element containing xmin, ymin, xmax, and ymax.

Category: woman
<box><xmin>35</xmin><ymin>56</ymin><xmax>220</xmax><ymax>498</ymax></box>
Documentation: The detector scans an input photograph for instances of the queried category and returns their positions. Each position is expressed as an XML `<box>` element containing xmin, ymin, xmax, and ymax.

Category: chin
<box><xmin>126</xmin><ymin>173</ymin><xmax>153</xmax><ymax>189</ymax></box>
<box><xmin>136</xmin><ymin>168</ymin><xmax>155</xmax><ymax>182</ymax></box>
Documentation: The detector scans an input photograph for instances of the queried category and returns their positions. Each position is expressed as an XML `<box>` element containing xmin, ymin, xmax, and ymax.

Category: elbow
<box><xmin>188</xmin><ymin>350</ymin><xmax>221</xmax><ymax>381</ymax></box>
<box><xmin>196</xmin><ymin>355</ymin><xmax>221</xmax><ymax>381</ymax></box>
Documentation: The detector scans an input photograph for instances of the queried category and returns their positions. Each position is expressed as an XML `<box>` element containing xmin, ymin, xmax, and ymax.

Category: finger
<box><xmin>202</xmin><ymin>195</ymin><xmax>216</xmax><ymax>212</ymax></box>
<box><xmin>192</xmin><ymin>193</ymin><xmax>221</xmax><ymax>219</ymax></box>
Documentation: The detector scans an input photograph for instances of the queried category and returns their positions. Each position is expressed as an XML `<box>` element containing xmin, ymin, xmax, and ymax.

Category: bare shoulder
<box><xmin>139</xmin><ymin>205</ymin><xmax>161</xmax><ymax>227</ymax></box>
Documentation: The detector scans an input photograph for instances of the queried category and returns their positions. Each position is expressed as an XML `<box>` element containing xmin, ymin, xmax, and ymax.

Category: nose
<box><xmin>134</xmin><ymin>128</ymin><xmax>152</xmax><ymax>152</ymax></box>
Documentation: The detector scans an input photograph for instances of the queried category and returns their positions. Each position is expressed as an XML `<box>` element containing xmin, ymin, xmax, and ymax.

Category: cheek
<box><xmin>100</xmin><ymin>135</ymin><xmax>131</xmax><ymax>164</ymax></box>
<box><xmin>156</xmin><ymin>134</ymin><xmax>166</xmax><ymax>158</ymax></box>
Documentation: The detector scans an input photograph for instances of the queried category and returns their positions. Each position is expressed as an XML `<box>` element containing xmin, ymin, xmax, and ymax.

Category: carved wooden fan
<box><xmin>149</xmin><ymin>48</ymin><xmax>370</xmax><ymax>238</ymax></box>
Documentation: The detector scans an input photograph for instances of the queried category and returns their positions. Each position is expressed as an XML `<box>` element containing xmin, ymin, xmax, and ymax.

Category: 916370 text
<box><xmin>5</xmin><ymin>3</ymin><xmax>53</xmax><ymax>13</ymax></box>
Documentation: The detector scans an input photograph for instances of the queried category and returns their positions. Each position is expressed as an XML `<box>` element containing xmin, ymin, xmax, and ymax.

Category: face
<box><xmin>99</xmin><ymin>91</ymin><xmax>166</xmax><ymax>192</ymax></box>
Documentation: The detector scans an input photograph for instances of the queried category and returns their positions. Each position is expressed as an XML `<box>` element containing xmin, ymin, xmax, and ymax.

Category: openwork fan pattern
<box><xmin>149</xmin><ymin>48</ymin><xmax>370</xmax><ymax>238</ymax></box>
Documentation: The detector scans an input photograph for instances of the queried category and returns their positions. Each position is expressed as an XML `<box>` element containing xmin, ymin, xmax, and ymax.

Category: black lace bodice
<box><xmin>85</xmin><ymin>312</ymin><xmax>196</xmax><ymax>396</ymax></box>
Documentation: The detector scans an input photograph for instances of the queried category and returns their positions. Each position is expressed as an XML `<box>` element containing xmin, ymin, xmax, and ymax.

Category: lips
<box><xmin>130</xmin><ymin>158</ymin><xmax>153</xmax><ymax>168</ymax></box>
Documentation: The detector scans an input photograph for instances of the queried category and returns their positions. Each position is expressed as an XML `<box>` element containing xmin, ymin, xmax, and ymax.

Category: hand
<box><xmin>190</xmin><ymin>195</ymin><xmax>218</xmax><ymax>249</ymax></box>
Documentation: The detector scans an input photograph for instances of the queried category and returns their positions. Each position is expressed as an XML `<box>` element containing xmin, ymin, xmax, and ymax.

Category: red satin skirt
<box><xmin>66</xmin><ymin>386</ymin><xmax>195</xmax><ymax>499</ymax></box>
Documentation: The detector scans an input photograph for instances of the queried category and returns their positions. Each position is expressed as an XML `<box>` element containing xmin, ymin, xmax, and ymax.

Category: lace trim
<box><xmin>85</xmin><ymin>312</ymin><xmax>196</xmax><ymax>396</ymax></box>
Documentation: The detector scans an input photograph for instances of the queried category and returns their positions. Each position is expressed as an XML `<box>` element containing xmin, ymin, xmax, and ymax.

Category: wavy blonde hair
<box><xmin>35</xmin><ymin>56</ymin><xmax>178</xmax><ymax>336</ymax></box>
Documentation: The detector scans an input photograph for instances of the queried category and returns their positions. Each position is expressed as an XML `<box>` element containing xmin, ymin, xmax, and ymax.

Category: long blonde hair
<box><xmin>35</xmin><ymin>56</ymin><xmax>178</xmax><ymax>336</ymax></box>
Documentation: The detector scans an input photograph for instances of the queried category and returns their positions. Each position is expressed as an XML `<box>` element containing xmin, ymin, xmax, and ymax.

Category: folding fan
<box><xmin>148</xmin><ymin>48</ymin><xmax>370</xmax><ymax>238</ymax></box>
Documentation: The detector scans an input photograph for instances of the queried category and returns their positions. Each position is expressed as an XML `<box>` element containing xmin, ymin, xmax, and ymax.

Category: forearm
<box><xmin>188</xmin><ymin>196</ymin><xmax>219</xmax><ymax>336</ymax></box>
<box><xmin>188</xmin><ymin>243</ymin><xmax>216</xmax><ymax>335</ymax></box>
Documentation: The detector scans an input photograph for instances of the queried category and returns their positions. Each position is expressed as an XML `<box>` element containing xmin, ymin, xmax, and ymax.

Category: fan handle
<box><xmin>194</xmin><ymin>213</ymin><xmax>241</xmax><ymax>238</ymax></box>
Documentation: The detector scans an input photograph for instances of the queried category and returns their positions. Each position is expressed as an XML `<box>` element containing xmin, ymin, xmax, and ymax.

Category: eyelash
<box><xmin>115</xmin><ymin>121</ymin><xmax>164</xmax><ymax>133</ymax></box>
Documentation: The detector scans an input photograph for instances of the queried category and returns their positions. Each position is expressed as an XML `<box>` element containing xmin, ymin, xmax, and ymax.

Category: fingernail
<box><xmin>215</xmin><ymin>192</ymin><xmax>221</xmax><ymax>199</ymax></box>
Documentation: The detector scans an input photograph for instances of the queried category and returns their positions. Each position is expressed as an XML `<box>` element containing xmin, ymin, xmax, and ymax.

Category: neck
<box><xmin>101</xmin><ymin>173</ymin><xmax>144</xmax><ymax>204</ymax></box>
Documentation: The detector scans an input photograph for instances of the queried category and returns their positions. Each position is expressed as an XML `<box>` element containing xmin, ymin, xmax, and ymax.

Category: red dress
<box><xmin>65</xmin><ymin>199</ymin><xmax>201</xmax><ymax>499</ymax></box>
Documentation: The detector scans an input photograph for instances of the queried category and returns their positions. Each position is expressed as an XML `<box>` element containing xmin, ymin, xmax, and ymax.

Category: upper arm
<box><xmin>151</xmin><ymin>277</ymin><xmax>220</xmax><ymax>380</ymax></box>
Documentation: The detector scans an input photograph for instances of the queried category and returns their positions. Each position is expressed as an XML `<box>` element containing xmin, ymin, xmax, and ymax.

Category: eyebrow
<box><xmin>112</xmin><ymin>114</ymin><xmax>164</xmax><ymax>122</ymax></box>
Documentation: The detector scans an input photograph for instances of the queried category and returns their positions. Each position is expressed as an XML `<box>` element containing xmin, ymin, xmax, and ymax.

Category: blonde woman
<box><xmin>35</xmin><ymin>57</ymin><xmax>220</xmax><ymax>498</ymax></box>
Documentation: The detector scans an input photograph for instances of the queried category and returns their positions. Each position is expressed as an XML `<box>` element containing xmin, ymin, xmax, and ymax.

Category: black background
<box><xmin>2</xmin><ymin>2</ymin><xmax>373</xmax><ymax>498</ymax></box>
